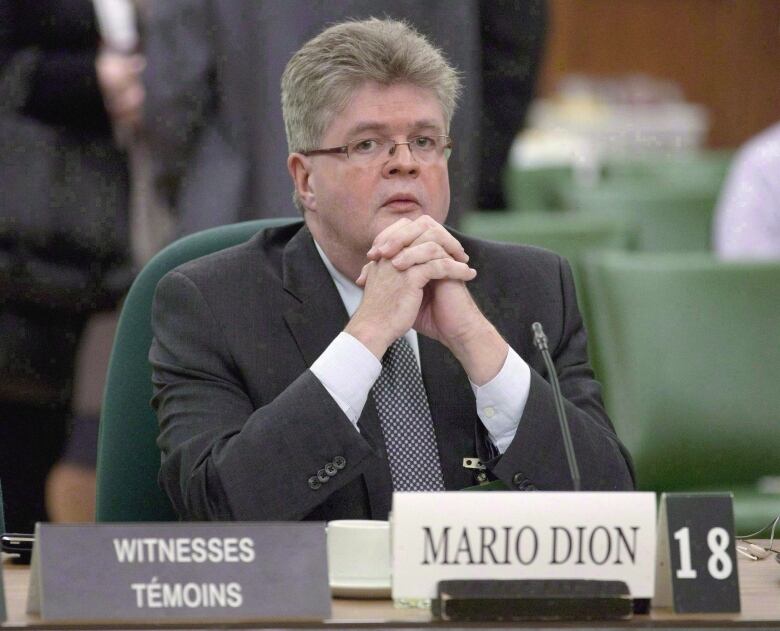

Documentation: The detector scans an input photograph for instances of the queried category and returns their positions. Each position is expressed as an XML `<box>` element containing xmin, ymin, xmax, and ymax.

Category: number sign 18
<box><xmin>655</xmin><ymin>493</ymin><xmax>740</xmax><ymax>614</ymax></box>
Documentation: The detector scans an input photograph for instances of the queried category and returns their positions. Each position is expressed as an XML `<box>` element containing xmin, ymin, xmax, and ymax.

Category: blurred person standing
<box><xmin>142</xmin><ymin>1</ymin><xmax>546</xmax><ymax>230</ymax></box>
<box><xmin>476</xmin><ymin>0</ymin><xmax>547</xmax><ymax>210</ymax></box>
<box><xmin>714</xmin><ymin>121</ymin><xmax>780</xmax><ymax>260</ymax></box>
<box><xmin>46</xmin><ymin>0</ymin><xmax>176</xmax><ymax>522</ymax></box>
<box><xmin>0</xmin><ymin>0</ymin><xmax>132</xmax><ymax>531</ymax></box>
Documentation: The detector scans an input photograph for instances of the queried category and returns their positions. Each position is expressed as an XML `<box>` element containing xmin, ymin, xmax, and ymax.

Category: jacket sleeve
<box><xmin>149</xmin><ymin>270</ymin><xmax>377</xmax><ymax>521</ymax></box>
<box><xmin>489</xmin><ymin>257</ymin><xmax>636</xmax><ymax>491</ymax></box>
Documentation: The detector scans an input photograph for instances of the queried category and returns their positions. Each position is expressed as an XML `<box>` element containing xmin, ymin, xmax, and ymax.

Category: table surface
<box><xmin>3</xmin><ymin>544</ymin><xmax>780</xmax><ymax>629</ymax></box>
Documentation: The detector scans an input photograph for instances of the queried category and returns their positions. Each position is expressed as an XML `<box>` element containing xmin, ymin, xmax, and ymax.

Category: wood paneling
<box><xmin>538</xmin><ymin>0</ymin><xmax>780</xmax><ymax>147</ymax></box>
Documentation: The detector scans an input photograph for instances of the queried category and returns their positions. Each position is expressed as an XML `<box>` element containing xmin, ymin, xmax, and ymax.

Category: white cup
<box><xmin>327</xmin><ymin>519</ymin><xmax>391</xmax><ymax>586</ymax></box>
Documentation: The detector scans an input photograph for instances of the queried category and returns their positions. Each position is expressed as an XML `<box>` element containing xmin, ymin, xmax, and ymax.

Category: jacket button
<box><xmin>324</xmin><ymin>463</ymin><xmax>338</xmax><ymax>476</ymax></box>
<box><xmin>308</xmin><ymin>476</ymin><xmax>322</xmax><ymax>490</ymax></box>
<box><xmin>512</xmin><ymin>472</ymin><xmax>525</xmax><ymax>487</ymax></box>
<box><xmin>333</xmin><ymin>456</ymin><xmax>347</xmax><ymax>470</ymax></box>
<box><xmin>317</xmin><ymin>468</ymin><xmax>330</xmax><ymax>483</ymax></box>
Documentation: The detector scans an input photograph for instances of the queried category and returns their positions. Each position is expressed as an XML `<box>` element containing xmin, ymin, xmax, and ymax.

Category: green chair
<box><xmin>601</xmin><ymin>150</ymin><xmax>733</xmax><ymax>192</ymax></box>
<box><xmin>503</xmin><ymin>164</ymin><xmax>573</xmax><ymax>212</ymax></box>
<box><xmin>460</xmin><ymin>210</ymin><xmax>633</xmax><ymax>344</ymax></box>
<box><xmin>561</xmin><ymin>180</ymin><xmax>718</xmax><ymax>252</ymax></box>
<box><xmin>461</xmin><ymin>210</ymin><xmax>632</xmax><ymax>274</ymax></box>
<box><xmin>95</xmin><ymin>218</ymin><xmax>299</xmax><ymax>522</ymax></box>
<box><xmin>586</xmin><ymin>251</ymin><xmax>780</xmax><ymax>532</ymax></box>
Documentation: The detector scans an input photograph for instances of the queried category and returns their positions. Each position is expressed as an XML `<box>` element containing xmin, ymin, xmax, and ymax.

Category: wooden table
<box><xmin>3</xmin><ymin>546</ymin><xmax>780</xmax><ymax>628</ymax></box>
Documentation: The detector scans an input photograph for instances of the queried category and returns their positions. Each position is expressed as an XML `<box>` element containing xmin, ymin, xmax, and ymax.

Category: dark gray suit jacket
<box><xmin>150</xmin><ymin>223</ymin><xmax>634</xmax><ymax>522</ymax></box>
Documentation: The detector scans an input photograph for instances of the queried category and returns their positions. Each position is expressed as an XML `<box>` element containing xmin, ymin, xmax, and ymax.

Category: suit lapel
<box><xmin>281</xmin><ymin>227</ymin><xmax>347</xmax><ymax>365</ymax></box>
<box><xmin>281</xmin><ymin>226</ymin><xmax>392</xmax><ymax>518</ymax></box>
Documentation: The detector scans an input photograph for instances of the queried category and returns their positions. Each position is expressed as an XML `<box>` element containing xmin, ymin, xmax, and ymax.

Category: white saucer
<box><xmin>330</xmin><ymin>577</ymin><xmax>392</xmax><ymax>599</ymax></box>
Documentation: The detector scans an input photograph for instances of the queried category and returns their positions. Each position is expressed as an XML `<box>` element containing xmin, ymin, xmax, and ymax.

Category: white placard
<box><xmin>391</xmin><ymin>491</ymin><xmax>656</xmax><ymax>600</ymax></box>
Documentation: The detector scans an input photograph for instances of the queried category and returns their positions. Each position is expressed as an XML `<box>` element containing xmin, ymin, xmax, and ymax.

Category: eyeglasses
<box><xmin>301</xmin><ymin>134</ymin><xmax>452</xmax><ymax>165</ymax></box>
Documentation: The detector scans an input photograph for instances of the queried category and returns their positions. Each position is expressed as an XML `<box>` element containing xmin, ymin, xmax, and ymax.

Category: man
<box><xmin>150</xmin><ymin>19</ymin><xmax>633</xmax><ymax>523</ymax></box>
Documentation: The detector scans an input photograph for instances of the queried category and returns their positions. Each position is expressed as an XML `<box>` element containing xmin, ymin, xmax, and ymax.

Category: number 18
<box><xmin>673</xmin><ymin>526</ymin><xmax>732</xmax><ymax>580</ymax></box>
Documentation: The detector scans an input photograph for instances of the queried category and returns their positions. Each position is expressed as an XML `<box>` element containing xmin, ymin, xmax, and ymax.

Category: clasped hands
<box><xmin>344</xmin><ymin>216</ymin><xmax>507</xmax><ymax>385</ymax></box>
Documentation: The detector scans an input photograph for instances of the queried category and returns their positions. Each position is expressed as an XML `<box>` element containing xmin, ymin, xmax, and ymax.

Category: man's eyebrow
<box><xmin>347</xmin><ymin>119</ymin><xmax>444</xmax><ymax>138</ymax></box>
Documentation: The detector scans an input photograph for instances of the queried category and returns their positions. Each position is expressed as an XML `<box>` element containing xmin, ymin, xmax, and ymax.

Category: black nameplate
<box><xmin>656</xmin><ymin>493</ymin><xmax>740</xmax><ymax>613</ymax></box>
<box><xmin>432</xmin><ymin>579</ymin><xmax>632</xmax><ymax>621</ymax></box>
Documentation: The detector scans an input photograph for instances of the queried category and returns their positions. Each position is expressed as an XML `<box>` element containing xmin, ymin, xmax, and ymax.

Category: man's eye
<box><xmin>413</xmin><ymin>136</ymin><xmax>435</xmax><ymax>150</ymax></box>
<box><xmin>352</xmin><ymin>139</ymin><xmax>380</xmax><ymax>153</ymax></box>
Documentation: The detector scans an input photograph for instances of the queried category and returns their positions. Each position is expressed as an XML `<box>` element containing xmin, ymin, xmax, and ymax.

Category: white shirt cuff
<box><xmin>470</xmin><ymin>346</ymin><xmax>531</xmax><ymax>454</ymax></box>
<box><xmin>310</xmin><ymin>332</ymin><xmax>382</xmax><ymax>428</ymax></box>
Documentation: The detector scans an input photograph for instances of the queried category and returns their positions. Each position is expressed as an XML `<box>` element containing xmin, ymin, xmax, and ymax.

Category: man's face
<box><xmin>294</xmin><ymin>82</ymin><xmax>451</xmax><ymax>269</ymax></box>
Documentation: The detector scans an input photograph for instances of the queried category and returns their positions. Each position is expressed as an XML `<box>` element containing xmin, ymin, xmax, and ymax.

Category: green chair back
<box><xmin>587</xmin><ymin>251</ymin><xmax>780</xmax><ymax>531</ymax></box>
<box><xmin>460</xmin><ymin>210</ymin><xmax>632</xmax><ymax>342</ymax></box>
<box><xmin>503</xmin><ymin>165</ymin><xmax>573</xmax><ymax>212</ymax></box>
<box><xmin>602</xmin><ymin>150</ymin><xmax>733</xmax><ymax>191</ymax></box>
<box><xmin>96</xmin><ymin>218</ymin><xmax>299</xmax><ymax>522</ymax></box>
<box><xmin>561</xmin><ymin>180</ymin><xmax>718</xmax><ymax>252</ymax></box>
<box><xmin>461</xmin><ymin>210</ymin><xmax>631</xmax><ymax>270</ymax></box>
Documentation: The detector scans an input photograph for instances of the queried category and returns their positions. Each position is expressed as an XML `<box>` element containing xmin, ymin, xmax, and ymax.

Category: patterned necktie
<box><xmin>370</xmin><ymin>337</ymin><xmax>446</xmax><ymax>491</ymax></box>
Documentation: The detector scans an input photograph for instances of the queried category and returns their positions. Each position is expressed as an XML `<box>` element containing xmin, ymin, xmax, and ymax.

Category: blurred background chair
<box><xmin>461</xmin><ymin>210</ymin><xmax>631</xmax><ymax>273</ymax></box>
<box><xmin>95</xmin><ymin>218</ymin><xmax>298</xmax><ymax>522</ymax></box>
<box><xmin>503</xmin><ymin>164</ymin><xmax>574</xmax><ymax>212</ymax></box>
<box><xmin>460</xmin><ymin>209</ymin><xmax>633</xmax><ymax>380</ymax></box>
<box><xmin>600</xmin><ymin>149</ymin><xmax>732</xmax><ymax>188</ymax></box>
<box><xmin>586</xmin><ymin>250</ymin><xmax>780</xmax><ymax>532</ymax></box>
<box><xmin>560</xmin><ymin>179</ymin><xmax>719</xmax><ymax>252</ymax></box>
<box><xmin>500</xmin><ymin>147</ymin><xmax>732</xmax><ymax>254</ymax></box>
<box><xmin>461</xmin><ymin>209</ymin><xmax>631</xmax><ymax>319</ymax></box>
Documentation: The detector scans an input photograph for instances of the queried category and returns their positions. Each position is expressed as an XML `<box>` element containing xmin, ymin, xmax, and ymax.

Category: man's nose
<box><xmin>383</xmin><ymin>142</ymin><xmax>419</xmax><ymax>177</ymax></box>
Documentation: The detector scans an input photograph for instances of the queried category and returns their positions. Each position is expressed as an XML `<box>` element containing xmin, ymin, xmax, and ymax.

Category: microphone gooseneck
<box><xmin>531</xmin><ymin>322</ymin><xmax>581</xmax><ymax>491</ymax></box>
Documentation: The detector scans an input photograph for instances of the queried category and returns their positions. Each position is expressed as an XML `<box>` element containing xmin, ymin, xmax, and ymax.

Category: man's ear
<box><xmin>287</xmin><ymin>153</ymin><xmax>317</xmax><ymax>211</ymax></box>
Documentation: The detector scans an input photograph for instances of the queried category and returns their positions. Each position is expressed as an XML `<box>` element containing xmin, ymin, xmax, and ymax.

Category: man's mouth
<box><xmin>382</xmin><ymin>193</ymin><xmax>420</xmax><ymax>210</ymax></box>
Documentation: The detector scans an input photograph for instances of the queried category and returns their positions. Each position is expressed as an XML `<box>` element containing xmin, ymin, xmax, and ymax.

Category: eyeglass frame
<box><xmin>299</xmin><ymin>134</ymin><xmax>453</xmax><ymax>162</ymax></box>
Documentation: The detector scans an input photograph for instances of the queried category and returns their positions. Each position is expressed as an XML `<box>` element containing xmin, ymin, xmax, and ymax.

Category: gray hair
<box><xmin>281</xmin><ymin>18</ymin><xmax>461</xmax><ymax>155</ymax></box>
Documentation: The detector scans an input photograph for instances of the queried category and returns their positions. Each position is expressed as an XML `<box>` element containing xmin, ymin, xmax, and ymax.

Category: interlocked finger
<box><xmin>391</xmin><ymin>241</ymin><xmax>450</xmax><ymax>271</ymax></box>
<box><xmin>368</xmin><ymin>216</ymin><xmax>468</xmax><ymax>263</ymax></box>
<box><xmin>407</xmin><ymin>258</ymin><xmax>477</xmax><ymax>287</ymax></box>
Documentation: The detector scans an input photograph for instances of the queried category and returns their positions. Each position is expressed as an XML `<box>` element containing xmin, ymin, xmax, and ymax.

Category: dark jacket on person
<box><xmin>150</xmin><ymin>222</ymin><xmax>634</xmax><ymax>522</ymax></box>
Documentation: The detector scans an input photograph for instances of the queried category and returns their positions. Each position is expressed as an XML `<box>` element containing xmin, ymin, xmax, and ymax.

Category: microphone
<box><xmin>531</xmin><ymin>322</ymin><xmax>581</xmax><ymax>491</ymax></box>
<box><xmin>433</xmin><ymin>324</ymin><xmax>634</xmax><ymax>623</ymax></box>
